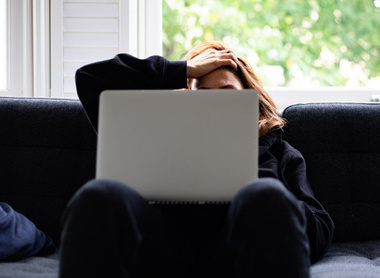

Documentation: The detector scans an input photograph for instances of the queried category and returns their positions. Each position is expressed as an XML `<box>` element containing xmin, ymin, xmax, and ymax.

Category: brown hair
<box><xmin>185</xmin><ymin>41</ymin><xmax>285</xmax><ymax>137</ymax></box>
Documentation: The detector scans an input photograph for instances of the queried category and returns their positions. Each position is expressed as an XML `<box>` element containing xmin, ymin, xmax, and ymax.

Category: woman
<box><xmin>59</xmin><ymin>41</ymin><xmax>334</xmax><ymax>278</ymax></box>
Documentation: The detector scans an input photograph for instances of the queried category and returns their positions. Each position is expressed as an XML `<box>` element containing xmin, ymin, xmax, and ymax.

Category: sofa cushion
<box><xmin>1</xmin><ymin>241</ymin><xmax>380</xmax><ymax>278</ymax></box>
<box><xmin>283</xmin><ymin>103</ymin><xmax>380</xmax><ymax>242</ymax></box>
<box><xmin>311</xmin><ymin>240</ymin><xmax>380</xmax><ymax>278</ymax></box>
<box><xmin>0</xmin><ymin>97</ymin><xmax>97</xmax><ymax>244</ymax></box>
<box><xmin>0</xmin><ymin>253</ymin><xmax>59</xmax><ymax>278</ymax></box>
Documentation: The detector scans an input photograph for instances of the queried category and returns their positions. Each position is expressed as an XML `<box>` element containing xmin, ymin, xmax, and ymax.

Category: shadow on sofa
<box><xmin>0</xmin><ymin>97</ymin><xmax>379</xmax><ymax>277</ymax></box>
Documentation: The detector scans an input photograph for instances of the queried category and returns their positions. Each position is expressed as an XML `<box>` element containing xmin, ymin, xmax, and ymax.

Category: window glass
<box><xmin>0</xmin><ymin>0</ymin><xmax>7</xmax><ymax>90</ymax></box>
<box><xmin>162</xmin><ymin>0</ymin><xmax>380</xmax><ymax>87</ymax></box>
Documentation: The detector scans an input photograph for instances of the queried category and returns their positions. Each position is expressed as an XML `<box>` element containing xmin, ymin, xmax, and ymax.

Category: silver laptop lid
<box><xmin>96</xmin><ymin>89</ymin><xmax>258</xmax><ymax>202</ymax></box>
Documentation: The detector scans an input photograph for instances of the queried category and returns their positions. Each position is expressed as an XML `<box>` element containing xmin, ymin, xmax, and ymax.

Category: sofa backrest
<box><xmin>0</xmin><ymin>97</ymin><xmax>97</xmax><ymax>244</ymax></box>
<box><xmin>2</xmin><ymin>98</ymin><xmax>380</xmax><ymax>244</ymax></box>
<box><xmin>283</xmin><ymin>103</ymin><xmax>380</xmax><ymax>242</ymax></box>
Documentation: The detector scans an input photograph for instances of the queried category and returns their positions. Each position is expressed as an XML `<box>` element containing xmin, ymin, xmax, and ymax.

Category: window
<box><xmin>162</xmin><ymin>0</ymin><xmax>380</xmax><ymax>110</ymax></box>
<box><xmin>3</xmin><ymin>0</ymin><xmax>379</xmax><ymax>108</ymax></box>
<box><xmin>0</xmin><ymin>0</ymin><xmax>6</xmax><ymax>91</ymax></box>
<box><xmin>1</xmin><ymin>0</ymin><xmax>24</xmax><ymax>97</ymax></box>
<box><xmin>51</xmin><ymin>0</ymin><xmax>123</xmax><ymax>98</ymax></box>
<box><xmin>51</xmin><ymin>0</ymin><xmax>162</xmax><ymax>98</ymax></box>
<box><xmin>162</xmin><ymin>0</ymin><xmax>380</xmax><ymax>88</ymax></box>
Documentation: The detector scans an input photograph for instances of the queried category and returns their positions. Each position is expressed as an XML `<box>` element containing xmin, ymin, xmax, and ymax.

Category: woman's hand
<box><xmin>187</xmin><ymin>49</ymin><xmax>240</xmax><ymax>79</ymax></box>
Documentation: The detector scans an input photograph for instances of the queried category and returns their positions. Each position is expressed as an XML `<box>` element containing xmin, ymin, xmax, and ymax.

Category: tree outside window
<box><xmin>162</xmin><ymin>0</ymin><xmax>380</xmax><ymax>87</ymax></box>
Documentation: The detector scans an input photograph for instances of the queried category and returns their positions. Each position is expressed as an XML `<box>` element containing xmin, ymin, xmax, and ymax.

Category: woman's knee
<box><xmin>71</xmin><ymin>178</ymin><xmax>143</xmax><ymax>209</ymax></box>
<box><xmin>232</xmin><ymin>178</ymin><xmax>298</xmax><ymax>212</ymax></box>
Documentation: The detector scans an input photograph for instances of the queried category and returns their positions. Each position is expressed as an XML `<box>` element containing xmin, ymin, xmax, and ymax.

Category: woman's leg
<box><xmin>59</xmin><ymin>179</ymin><xmax>192</xmax><ymax>278</ymax></box>
<box><xmin>224</xmin><ymin>178</ymin><xmax>310</xmax><ymax>278</ymax></box>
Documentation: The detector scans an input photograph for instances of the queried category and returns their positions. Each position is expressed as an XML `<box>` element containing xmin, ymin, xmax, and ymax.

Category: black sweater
<box><xmin>75</xmin><ymin>53</ymin><xmax>334</xmax><ymax>263</ymax></box>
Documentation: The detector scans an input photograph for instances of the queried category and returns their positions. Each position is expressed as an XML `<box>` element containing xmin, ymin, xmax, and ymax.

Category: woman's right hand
<box><xmin>186</xmin><ymin>49</ymin><xmax>239</xmax><ymax>79</ymax></box>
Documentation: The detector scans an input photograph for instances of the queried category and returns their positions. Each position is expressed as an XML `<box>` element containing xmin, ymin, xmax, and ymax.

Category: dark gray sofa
<box><xmin>0</xmin><ymin>97</ymin><xmax>379</xmax><ymax>277</ymax></box>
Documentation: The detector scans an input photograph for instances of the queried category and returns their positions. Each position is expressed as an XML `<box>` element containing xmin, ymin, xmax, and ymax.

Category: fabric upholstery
<box><xmin>2</xmin><ymin>241</ymin><xmax>380</xmax><ymax>278</ymax></box>
<box><xmin>0</xmin><ymin>97</ymin><xmax>97</xmax><ymax>244</ymax></box>
<box><xmin>0</xmin><ymin>253</ymin><xmax>59</xmax><ymax>278</ymax></box>
<box><xmin>283</xmin><ymin>103</ymin><xmax>380</xmax><ymax>242</ymax></box>
<box><xmin>311</xmin><ymin>240</ymin><xmax>380</xmax><ymax>277</ymax></box>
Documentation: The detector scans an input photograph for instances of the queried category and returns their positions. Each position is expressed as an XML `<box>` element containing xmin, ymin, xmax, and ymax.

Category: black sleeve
<box><xmin>281</xmin><ymin>146</ymin><xmax>335</xmax><ymax>263</ymax></box>
<box><xmin>75</xmin><ymin>54</ymin><xmax>188</xmax><ymax>131</ymax></box>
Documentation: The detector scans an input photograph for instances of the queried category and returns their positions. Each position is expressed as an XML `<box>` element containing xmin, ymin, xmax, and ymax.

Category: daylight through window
<box><xmin>163</xmin><ymin>0</ymin><xmax>380</xmax><ymax>88</ymax></box>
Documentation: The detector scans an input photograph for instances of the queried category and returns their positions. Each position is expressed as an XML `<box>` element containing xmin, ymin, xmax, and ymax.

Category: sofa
<box><xmin>0</xmin><ymin>96</ymin><xmax>379</xmax><ymax>277</ymax></box>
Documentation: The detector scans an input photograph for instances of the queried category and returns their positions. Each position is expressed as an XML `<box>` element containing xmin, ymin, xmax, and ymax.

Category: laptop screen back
<box><xmin>96</xmin><ymin>89</ymin><xmax>258</xmax><ymax>202</ymax></box>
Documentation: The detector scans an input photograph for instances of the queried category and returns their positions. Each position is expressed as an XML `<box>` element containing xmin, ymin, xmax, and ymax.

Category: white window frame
<box><xmin>267</xmin><ymin>87</ymin><xmax>380</xmax><ymax>112</ymax></box>
<box><xmin>123</xmin><ymin>0</ymin><xmax>162</xmax><ymax>58</ymax></box>
<box><xmin>32</xmin><ymin>0</ymin><xmax>50</xmax><ymax>98</ymax></box>
<box><xmin>0</xmin><ymin>0</ymin><xmax>7</xmax><ymax>92</ymax></box>
<box><xmin>1</xmin><ymin>0</ymin><xmax>49</xmax><ymax>97</ymax></box>
<box><xmin>1</xmin><ymin>0</ymin><xmax>23</xmax><ymax>97</ymax></box>
<box><xmin>22</xmin><ymin>0</ymin><xmax>33</xmax><ymax>97</ymax></box>
<box><xmin>50</xmin><ymin>0</ymin><xmax>62</xmax><ymax>98</ymax></box>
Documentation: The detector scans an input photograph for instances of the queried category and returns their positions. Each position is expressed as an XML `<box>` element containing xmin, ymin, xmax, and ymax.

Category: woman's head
<box><xmin>185</xmin><ymin>41</ymin><xmax>285</xmax><ymax>137</ymax></box>
<box><xmin>190</xmin><ymin>67</ymin><xmax>244</xmax><ymax>90</ymax></box>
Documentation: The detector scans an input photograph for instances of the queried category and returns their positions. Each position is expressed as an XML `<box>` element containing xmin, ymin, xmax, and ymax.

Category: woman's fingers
<box><xmin>187</xmin><ymin>49</ymin><xmax>240</xmax><ymax>78</ymax></box>
<box><xmin>215</xmin><ymin>53</ymin><xmax>239</xmax><ymax>71</ymax></box>
<box><xmin>216</xmin><ymin>58</ymin><xmax>238</xmax><ymax>71</ymax></box>
<box><xmin>208</xmin><ymin>49</ymin><xmax>239</xmax><ymax>69</ymax></box>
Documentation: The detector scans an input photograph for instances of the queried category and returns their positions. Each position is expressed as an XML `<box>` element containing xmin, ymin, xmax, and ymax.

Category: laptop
<box><xmin>96</xmin><ymin>89</ymin><xmax>258</xmax><ymax>203</ymax></box>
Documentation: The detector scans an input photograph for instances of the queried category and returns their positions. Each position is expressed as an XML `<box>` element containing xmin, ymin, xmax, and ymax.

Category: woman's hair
<box><xmin>185</xmin><ymin>41</ymin><xmax>285</xmax><ymax>137</ymax></box>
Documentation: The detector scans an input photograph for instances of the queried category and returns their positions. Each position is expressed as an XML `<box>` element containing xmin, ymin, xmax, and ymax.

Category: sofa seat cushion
<box><xmin>0</xmin><ymin>252</ymin><xmax>59</xmax><ymax>278</ymax></box>
<box><xmin>1</xmin><ymin>241</ymin><xmax>380</xmax><ymax>277</ymax></box>
<box><xmin>311</xmin><ymin>240</ymin><xmax>380</xmax><ymax>277</ymax></box>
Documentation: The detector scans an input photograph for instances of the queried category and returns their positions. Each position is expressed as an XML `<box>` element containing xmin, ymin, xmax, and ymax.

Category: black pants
<box><xmin>59</xmin><ymin>178</ymin><xmax>310</xmax><ymax>278</ymax></box>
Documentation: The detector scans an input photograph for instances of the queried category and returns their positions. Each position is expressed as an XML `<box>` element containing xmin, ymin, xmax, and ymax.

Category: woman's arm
<box><xmin>75</xmin><ymin>54</ymin><xmax>187</xmax><ymax>131</ymax></box>
<box><xmin>280</xmin><ymin>146</ymin><xmax>335</xmax><ymax>263</ymax></box>
<box><xmin>76</xmin><ymin>50</ymin><xmax>240</xmax><ymax>131</ymax></box>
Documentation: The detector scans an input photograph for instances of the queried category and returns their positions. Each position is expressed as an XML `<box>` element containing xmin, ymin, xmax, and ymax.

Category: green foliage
<box><xmin>162</xmin><ymin>0</ymin><xmax>380</xmax><ymax>86</ymax></box>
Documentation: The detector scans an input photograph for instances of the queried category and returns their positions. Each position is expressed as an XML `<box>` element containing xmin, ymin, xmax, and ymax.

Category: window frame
<box><xmin>0</xmin><ymin>0</ymin><xmax>7</xmax><ymax>91</ymax></box>
<box><xmin>0</xmin><ymin>0</ymin><xmax>48</xmax><ymax>98</ymax></box>
<box><xmin>32</xmin><ymin>0</ymin><xmax>50</xmax><ymax>98</ymax></box>
<box><xmin>123</xmin><ymin>0</ymin><xmax>162</xmax><ymax>58</ymax></box>
<box><xmin>0</xmin><ymin>0</ymin><xmax>24</xmax><ymax>97</ymax></box>
<box><xmin>267</xmin><ymin>87</ymin><xmax>380</xmax><ymax>112</ymax></box>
